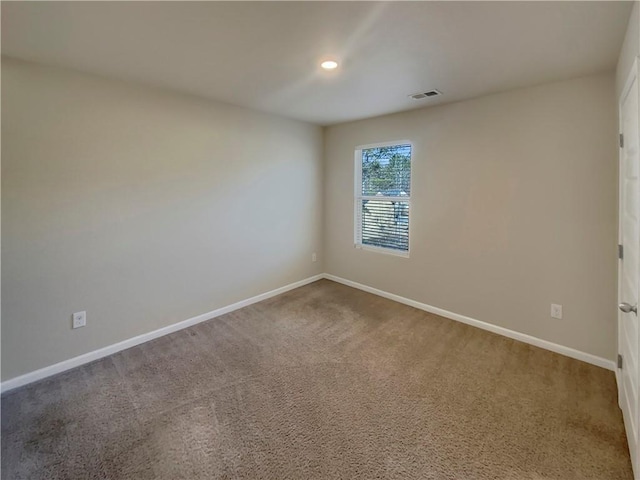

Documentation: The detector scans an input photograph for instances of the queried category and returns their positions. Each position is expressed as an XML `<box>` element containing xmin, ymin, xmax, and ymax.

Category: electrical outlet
<box><xmin>312</xmin><ymin>252</ymin><xmax>317</xmax><ymax>262</ymax></box>
<box><xmin>550</xmin><ymin>304</ymin><xmax>562</xmax><ymax>320</ymax></box>
<box><xmin>72</xmin><ymin>311</ymin><xmax>87</xmax><ymax>329</ymax></box>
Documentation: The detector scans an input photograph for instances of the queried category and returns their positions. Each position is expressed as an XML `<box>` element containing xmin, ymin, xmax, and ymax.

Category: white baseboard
<box><xmin>323</xmin><ymin>274</ymin><xmax>616</xmax><ymax>372</ymax></box>
<box><xmin>2</xmin><ymin>271</ymin><xmax>615</xmax><ymax>393</ymax></box>
<box><xmin>0</xmin><ymin>274</ymin><xmax>324</xmax><ymax>393</ymax></box>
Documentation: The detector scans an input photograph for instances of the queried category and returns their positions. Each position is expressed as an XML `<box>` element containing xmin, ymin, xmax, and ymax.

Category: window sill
<box><xmin>355</xmin><ymin>244</ymin><xmax>410</xmax><ymax>258</ymax></box>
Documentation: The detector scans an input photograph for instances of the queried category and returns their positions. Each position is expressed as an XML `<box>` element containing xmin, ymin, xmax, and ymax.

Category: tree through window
<box><xmin>355</xmin><ymin>142</ymin><xmax>411</xmax><ymax>254</ymax></box>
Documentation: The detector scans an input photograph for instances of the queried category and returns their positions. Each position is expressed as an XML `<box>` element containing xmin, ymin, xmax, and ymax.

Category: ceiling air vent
<box><xmin>409</xmin><ymin>89</ymin><xmax>442</xmax><ymax>100</ymax></box>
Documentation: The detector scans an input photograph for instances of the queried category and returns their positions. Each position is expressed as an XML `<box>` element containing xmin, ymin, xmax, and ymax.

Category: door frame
<box><xmin>618</xmin><ymin>55</ymin><xmax>640</xmax><ymax>478</ymax></box>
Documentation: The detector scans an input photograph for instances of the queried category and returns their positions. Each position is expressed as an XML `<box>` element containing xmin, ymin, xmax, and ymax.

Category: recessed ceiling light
<box><xmin>321</xmin><ymin>60</ymin><xmax>338</xmax><ymax>70</ymax></box>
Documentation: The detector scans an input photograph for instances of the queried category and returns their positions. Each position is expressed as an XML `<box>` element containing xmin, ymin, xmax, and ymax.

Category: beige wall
<box><xmin>1</xmin><ymin>54</ymin><xmax>624</xmax><ymax>381</ymax></box>
<box><xmin>617</xmin><ymin>1</ymin><xmax>639</xmax><ymax>99</ymax></box>
<box><xmin>1</xmin><ymin>58</ymin><xmax>323</xmax><ymax>380</ymax></box>
<box><xmin>324</xmin><ymin>73</ymin><xmax>619</xmax><ymax>360</ymax></box>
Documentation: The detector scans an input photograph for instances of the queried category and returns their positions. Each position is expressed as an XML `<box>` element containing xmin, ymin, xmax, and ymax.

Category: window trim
<box><xmin>354</xmin><ymin>140</ymin><xmax>413</xmax><ymax>258</ymax></box>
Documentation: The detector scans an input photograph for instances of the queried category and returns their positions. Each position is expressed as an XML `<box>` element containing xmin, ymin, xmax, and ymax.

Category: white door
<box><xmin>619</xmin><ymin>57</ymin><xmax>640</xmax><ymax>478</ymax></box>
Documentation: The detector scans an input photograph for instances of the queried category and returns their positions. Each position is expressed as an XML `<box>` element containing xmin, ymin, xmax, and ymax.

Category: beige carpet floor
<box><xmin>1</xmin><ymin>279</ymin><xmax>633</xmax><ymax>479</ymax></box>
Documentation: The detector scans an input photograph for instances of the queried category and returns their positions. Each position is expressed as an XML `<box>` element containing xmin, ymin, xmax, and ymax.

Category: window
<box><xmin>354</xmin><ymin>142</ymin><xmax>412</xmax><ymax>255</ymax></box>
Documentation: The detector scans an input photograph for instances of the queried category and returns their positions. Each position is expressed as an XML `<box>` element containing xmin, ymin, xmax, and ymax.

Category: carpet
<box><xmin>1</xmin><ymin>279</ymin><xmax>632</xmax><ymax>479</ymax></box>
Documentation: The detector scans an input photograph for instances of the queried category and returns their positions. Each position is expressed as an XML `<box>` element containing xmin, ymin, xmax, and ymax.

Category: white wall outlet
<box><xmin>312</xmin><ymin>252</ymin><xmax>317</xmax><ymax>262</ymax></box>
<box><xmin>550</xmin><ymin>304</ymin><xmax>562</xmax><ymax>320</ymax></box>
<box><xmin>72</xmin><ymin>311</ymin><xmax>87</xmax><ymax>329</ymax></box>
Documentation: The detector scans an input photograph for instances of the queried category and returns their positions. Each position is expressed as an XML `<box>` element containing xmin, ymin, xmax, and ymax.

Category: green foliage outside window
<box><xmin>361</xmin><ymin>145</ymin><xmax>411</xmax><ymax>196</ymax></box>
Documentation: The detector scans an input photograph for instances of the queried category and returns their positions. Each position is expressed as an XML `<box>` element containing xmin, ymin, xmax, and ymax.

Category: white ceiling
<box><xmin>1</xmin><ymin>1</ymin><xmax>633</xmax><ymax>126</ymax></box>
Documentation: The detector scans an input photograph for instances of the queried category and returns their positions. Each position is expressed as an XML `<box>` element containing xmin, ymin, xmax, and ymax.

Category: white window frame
<box><xmin>354</xmin><ymin>140</ymin><xmax>413</xmax><ymax>258</ymax></box>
